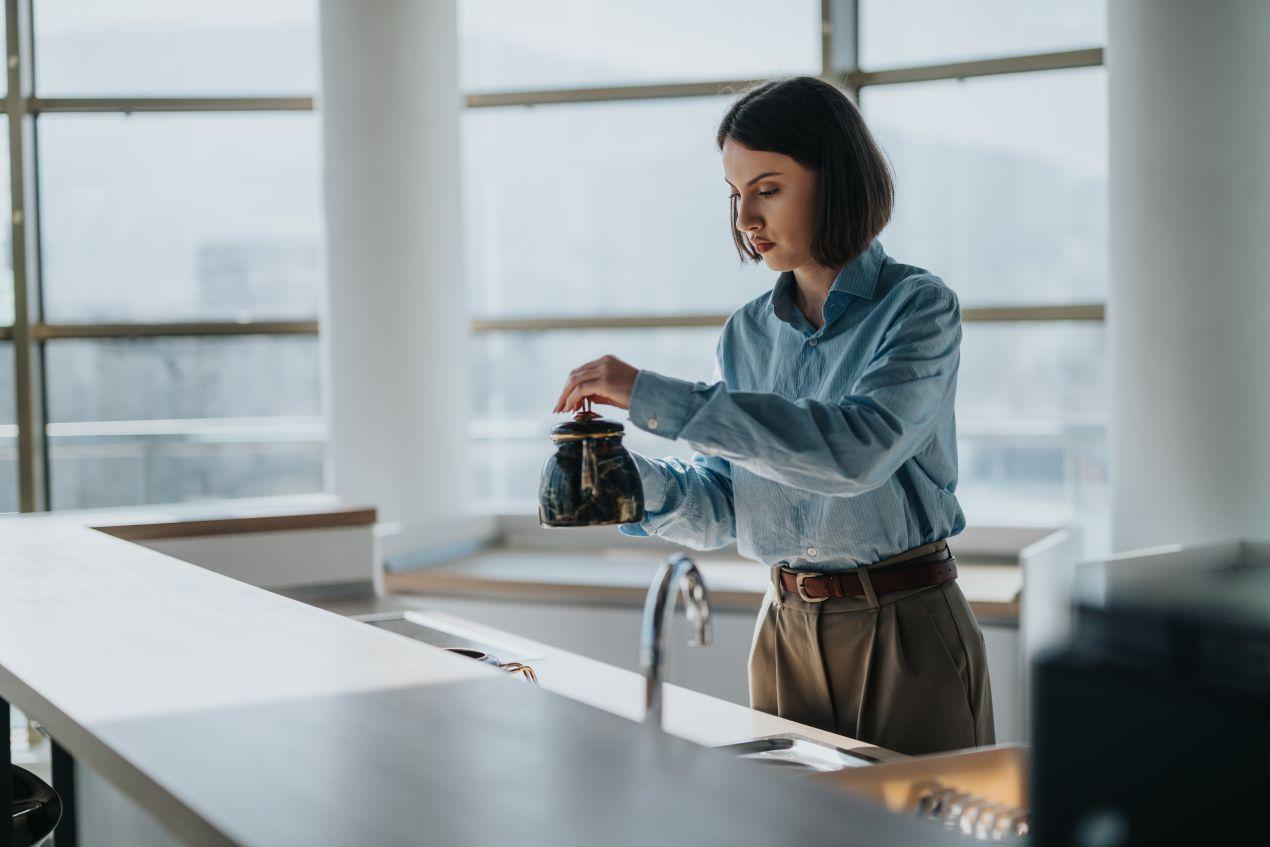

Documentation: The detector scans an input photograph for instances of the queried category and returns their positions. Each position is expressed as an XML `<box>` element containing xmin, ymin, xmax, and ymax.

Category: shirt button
<box><xmin>647</xmin><ymin>418</ymin><xmax>659</xmax><ymax>429</ymax></box>
<box><xmin>808</xmin><ymin>338</ymin><xmax>818</xmax><ymax>347</ymax></box>
<box><xmin>806</xmin><ymin>546</ymin><xmax>818</xmax><ymax>557</ymax></box>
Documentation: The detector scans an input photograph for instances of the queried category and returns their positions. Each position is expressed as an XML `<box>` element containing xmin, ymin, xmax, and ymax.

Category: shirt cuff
<box><xmin>628</xmin><ymin>370</ymin><xmax>704</xmax><ymax>440</ymax></box>
<box><xmin>628</xmin><ymin>451</ymin><xmax>670</xmax><ymax>513</ymax></box>
<box><xmin>615</xmin><ymin>451</ymin><xmax>671</xmax><ymax>537</ymax></box>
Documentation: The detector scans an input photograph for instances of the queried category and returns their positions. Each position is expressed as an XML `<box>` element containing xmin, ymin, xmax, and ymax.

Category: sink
<box><xmin>714</xmin><ymin>733</ymin><xmax>882</xmax><ymax>773</ymax></box>
<box><xmin>354</xmin><ymin>610</ymin><xmax>544</xmax><ymax>665</ymax></box>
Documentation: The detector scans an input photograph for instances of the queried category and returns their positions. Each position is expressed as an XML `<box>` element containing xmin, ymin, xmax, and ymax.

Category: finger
<box><xmin>562</xmin><ymin>379</ymin><xmax>606</xmax><ymax>413</ymax></box>
<box><xmin>573</xmin><ymin>393</ymin><xmax>618</xmax><ymax>409</ymax></box>
<box><xmin>554</xmin><ymin>374</ymin><xmax>584</xmax><ymax>412</ymax></box>
<box><xmin>555</xmin><ymin>364</ymin><xmax>604</xmax><ymax>412</ymax></box>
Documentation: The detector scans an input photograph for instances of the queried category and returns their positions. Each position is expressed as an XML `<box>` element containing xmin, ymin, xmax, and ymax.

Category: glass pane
<box><xmin>39</xmin><ymin>113</ymin><xmax>323</xmax><ymax>323</ymax></box>
<box><xmin>860</xmin><ymin>0</ymin><xmax>1105</xmax><ymax>70</ymax></box>
<box><xmin>471</xmin><ymin>328</ymin><xmax>717</xmax><ymax>508</ymax></box>
<box><xmin>461</xmin><ymin>0</ymin><xmax>820</xmax><ymax>93</ymax></box>
<box><xmin>464</xmin><ymin>96</ymin><xmax>772</xmax><ymax>318</ymax></box>
<box><xmin>35</xmin><ymin>0</ymin><xmax>318</xmax><ymax>97</ymax></box>
<box><xmin>864</xmin><ymin>68</ymin><xmax>1107</xmax><ymax>307</ymax></box>
<box><xmin>956</xmin><ymin>322</ymin><xmax>1108</xmax><ymax>527</ymax></box>
<box><xmin>0</xmin><ymin>342</ymin><xmax>15</xmax><ymax>513</ymax></box>
<box><xmin>0</xmin><ymin>117</ymin><xmax>11</xmax><ymax>326</ymax></box>
<box><xmin>45</xmin><ymin>336</ymin><xmax>324</xmax><ymax>509</ymax></box>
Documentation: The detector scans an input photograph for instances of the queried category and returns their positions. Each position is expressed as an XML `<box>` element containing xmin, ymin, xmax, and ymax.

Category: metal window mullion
<box><xmin>34</xmin><ymin>320</ymin><xmax>320</xmax><ymax>340</ymax></box>
<box><xmin>30</xmin><ymin>96</ymin><xmax>315</xmax><ymax>114</ymax></box>
<box><xmin>850</xmin><ymin>48</ymin><xmax>1104</xmax><ymax>89</ymax></box>
<box><xmin>469</xmin><ymin>304</ymin><xmax>1106</xmax><ymax>333</ymax></box>
<box><xmin>821</xmin><ymin>0</ymin><xmax>859</xmax><ymax>94</ymax></box>
<box><xmin>7</xmin><ymin>0</ymin><xmax>46</xmax><ymax>512</ymax></box>
<box><xmin>464</xmin><ymin>79</ymin><xmax>767</xmax><ymax>109</ymax></box>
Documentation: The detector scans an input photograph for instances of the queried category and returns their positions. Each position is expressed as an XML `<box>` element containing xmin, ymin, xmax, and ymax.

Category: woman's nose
<box><xmin>735</xmin><ymin>196</ymin><xmax>761</xmax><ymax>232</ymax></box>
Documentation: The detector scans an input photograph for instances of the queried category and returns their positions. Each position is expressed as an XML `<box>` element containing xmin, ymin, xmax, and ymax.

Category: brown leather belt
<box><xmin>778</xmin><ymin>544</ymin><xmax>957</xmax><ymax>602</ymax></box>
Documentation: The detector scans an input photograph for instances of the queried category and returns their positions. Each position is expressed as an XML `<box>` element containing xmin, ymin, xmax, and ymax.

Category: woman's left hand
<box><xmin>553</xmin><ymin>355</ymin><xmax>640</xmax><ymax>413</ymax></box>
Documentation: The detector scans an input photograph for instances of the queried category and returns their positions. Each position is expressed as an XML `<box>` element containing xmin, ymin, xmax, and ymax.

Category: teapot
<box><xmin>539</xmin><ymin>399</ymin><xmax>645</xmax><ymax>527</ymax></box>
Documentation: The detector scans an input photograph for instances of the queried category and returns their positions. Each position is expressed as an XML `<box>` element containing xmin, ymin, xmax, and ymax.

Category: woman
<box><xmin>552</xmin><ymin>76</ymin><xmax>993</xmax><ymax>756</ymax></box>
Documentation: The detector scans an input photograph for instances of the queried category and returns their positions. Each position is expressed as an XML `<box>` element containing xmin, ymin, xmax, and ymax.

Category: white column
<box><xmin>1109</xmin><ymin>0</ymin><xmax>1270</xmax><ymax>551</ymax></box>
<box><xmin>318</xmin><ymin>0</ymin><xmax>494</xmax><ymax>570</ymax></box>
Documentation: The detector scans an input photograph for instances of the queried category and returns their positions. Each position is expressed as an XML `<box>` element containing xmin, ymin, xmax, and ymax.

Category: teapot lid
<box><xmin>551</xmin><ymin>409</ymin><xmax>626</xmax><ymax>438</ymax></box>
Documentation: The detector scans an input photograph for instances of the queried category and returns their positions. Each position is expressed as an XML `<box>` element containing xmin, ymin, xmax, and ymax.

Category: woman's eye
<box><xmin>758</xmin><ymin>188</ymin><xmax>778</xmax><ymax>198</ymax></box>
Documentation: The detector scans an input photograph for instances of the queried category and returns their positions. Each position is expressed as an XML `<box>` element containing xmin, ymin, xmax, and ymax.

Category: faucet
<box><xmin>640</xmin><ymin>552</ymin><xmax>712</xmax><ymax>729</ymax></box>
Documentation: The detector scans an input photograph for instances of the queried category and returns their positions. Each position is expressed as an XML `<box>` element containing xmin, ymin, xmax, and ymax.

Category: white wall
<box><xmin>1109</xmin><ymin>0</ymin><xmax>1270</xmax><ymax>551</ymax></box>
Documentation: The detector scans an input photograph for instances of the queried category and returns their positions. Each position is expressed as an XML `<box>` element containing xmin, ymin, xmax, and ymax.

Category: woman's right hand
<box><xmin>553</xmin><ymin>355</ymin><xmax>639</xmax><ymax>413</ymax></box>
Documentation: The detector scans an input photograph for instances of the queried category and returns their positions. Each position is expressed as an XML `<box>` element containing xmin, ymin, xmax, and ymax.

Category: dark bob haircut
<box><xmin>717</xmin><ymin>76</ymin><xmax>893</xmax><ymax>268</ymax></box>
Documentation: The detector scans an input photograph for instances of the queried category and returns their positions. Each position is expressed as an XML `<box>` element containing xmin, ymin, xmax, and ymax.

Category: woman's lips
<box><xmin>753</xmin><ymin>241</ymin><xmax>775</xmax><ymax>253</ymax></box>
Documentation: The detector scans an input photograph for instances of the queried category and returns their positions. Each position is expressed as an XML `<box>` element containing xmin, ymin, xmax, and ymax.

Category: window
<box><xmin>464</xmin><ymin>2</ymin><xmax>1109</xmax><ymax>531</ymax></box>
<box><xmin>45</xmin><ymin>336</ymin><xmax>322</xmax><ymax>509</ymax></box>
<box><xmin>34</xmin><ymin>0</ymin><xmax>318</xmax><ymax>96</ymax></box>
<box><xmin>862</xmin><ymin>68</ymin><xmax>1108</xmax><ymax>307</ymax></box>
<box><xmin>462</xmin><ymin>96</ymin><xmax>771</xmax><ymax>318</ymax></box>
<box><xmin>0</xmin><ymin>119</ymin><xmax>12</xmax><ymax>326</ymax></box>
<box><xmin>2</xmin><ymin>1</ymin><xmax>324</xmax><ymax>513</ymax></box>
<box><xmin>40</xmin><ymin>112</ymin><xmax>323</xmax><ymax>323</ymax></box>
<box><xmin>858</xmin><ymin>0</ymin><xmax>1105</xmax><ymax>70</ymax></box>
<box><xmin>0</xmin><ymin>115</ymin><xmax>12</xmax><ymax>512</ymax></box>
<box><xmin>460</xmin><ymin>0</ymin><xmax>820</xmax><ymax>93</ymax></box>
<box><xmin>0</xmin><ymin>342</ymin><xmax>15</xmax><ymax>513</ymax></box>
<box><xmin>957</xmin><ymin>323</ymin><xmax>1107</xmax><ymax>525</ymax></box>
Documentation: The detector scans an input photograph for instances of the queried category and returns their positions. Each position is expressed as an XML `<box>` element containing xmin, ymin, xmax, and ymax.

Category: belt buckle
<box><xmin>795</xmin><ymin>571</ymin><xmax>829</xmax><ymax>603</ymax></box>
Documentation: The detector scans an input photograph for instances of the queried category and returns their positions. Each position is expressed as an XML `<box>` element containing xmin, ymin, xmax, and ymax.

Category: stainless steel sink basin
<box><xmin>714</xmin><ymin>733</ymin><xmax>882</xmax><ymax>773</ymax></box>
<box><xmin>354</xmin><ymin>610</ymin><xmax>543</xmax><ymax>665</ymax></box>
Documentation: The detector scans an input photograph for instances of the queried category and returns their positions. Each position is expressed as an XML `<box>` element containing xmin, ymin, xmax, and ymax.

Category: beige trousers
<box><xmin>748</xmin><ymin>569</ymin><xmax>995</xmax><ymax>757</ymax></box>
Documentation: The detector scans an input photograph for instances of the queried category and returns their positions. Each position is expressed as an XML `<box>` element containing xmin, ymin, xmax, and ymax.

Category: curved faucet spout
<box><xmin>640</xmin><ymin>553</ymin><xmax>713</xmax><ymax>729</ymax></box>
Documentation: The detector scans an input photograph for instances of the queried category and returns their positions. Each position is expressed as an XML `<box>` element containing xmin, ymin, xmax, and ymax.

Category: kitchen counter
<box><xmin>0</xmin><ymin>510</ymin><xmax>956</xmax><ymax>846</ymax></box>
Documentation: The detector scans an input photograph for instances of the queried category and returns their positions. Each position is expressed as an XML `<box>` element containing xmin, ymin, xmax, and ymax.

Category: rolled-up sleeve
<box><xmin>624</xmin><ymin>284</ymin><xmax>960</xmax><ymax>497</ymax></box>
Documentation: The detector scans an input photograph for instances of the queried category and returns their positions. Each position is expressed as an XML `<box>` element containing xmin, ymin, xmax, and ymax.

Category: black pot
<box><xmin>538</xmin><ymin>411</ymin><xmax>645</xmax><ymax>527</ymax></box>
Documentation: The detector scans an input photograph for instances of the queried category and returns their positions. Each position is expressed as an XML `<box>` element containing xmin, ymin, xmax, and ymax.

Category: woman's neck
<box><xmin>792</xmin><ymin>262</ymin><xmax>843</xmax><ymax>330</ymax></box>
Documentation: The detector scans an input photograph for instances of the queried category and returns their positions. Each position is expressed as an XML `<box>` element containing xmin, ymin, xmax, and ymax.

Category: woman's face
<box><xmin>722</xmin><ymin>138</ymin><xmax>821</xmax><ymax>273</ymax></box>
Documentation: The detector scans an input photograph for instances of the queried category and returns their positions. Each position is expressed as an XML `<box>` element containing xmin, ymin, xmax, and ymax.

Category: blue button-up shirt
<box><xmin>618</xmin><ymin>240</ymin><xmax>965</xmax><ymax>572</ymax></box>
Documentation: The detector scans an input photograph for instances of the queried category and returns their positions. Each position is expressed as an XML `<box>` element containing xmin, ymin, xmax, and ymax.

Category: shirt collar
<box><xmin>767</xmin><ymin>239</ymin><xmax>885</xmax><ymax>320</ymax></box>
